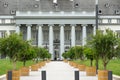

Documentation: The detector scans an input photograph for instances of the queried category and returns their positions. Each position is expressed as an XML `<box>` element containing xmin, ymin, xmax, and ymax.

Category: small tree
<box><xmin>62</xmin><ymin>52</ymin><xmax>68</xmax><ymax>59</ymax></box>
<box><xmin>18</xmin><ymin>42</ymin><xmax>36</xmax><ymax>66</ymax></box>
<box><xmin>0</xmin><ymin>33</ymin><xmax>25</xmax><ymax>69</ymax></box>
<box><xmin>90</xmin><ymin>29</ymin><xmax>119</xmax><ymax>70</ymax></box>
<box><xmin>75</xmin><ymin>46</ymin><xmax>84</xmax><ymax>60</ymax></box>
<box><xmin>83</xmin><ymin>47</ymin><xmax>94</xmax><ymax>66</ymax></box>
<box><xmin>67</xmin><ymin>47</ymin><xmax>75</xmax><ymax>60</ymax></box>
<box><xmin>39</xmin><ymin>47</ymin><xmax>49</xmax><ymax>61</ymax></box>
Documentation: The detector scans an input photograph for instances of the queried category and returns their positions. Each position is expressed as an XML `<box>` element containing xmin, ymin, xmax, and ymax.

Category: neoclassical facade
<box><xmin>0</xmin><ymin>0</ymin><xmax>120</xmax><ymax>60</ymax></box>
<box><xmin>14</xmin><ymin>11</ymin><xmax>96</xmax><ymax>60</ymax></box>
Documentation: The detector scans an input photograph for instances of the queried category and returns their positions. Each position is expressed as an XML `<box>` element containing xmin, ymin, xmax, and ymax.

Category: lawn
<box><xmin>74</xmin><ymin>59</ymin><xmax>120</xmax><ymax>76</ymax></box>
<box><xmin>0</xmin><ymin>59</ymin><xmax>36</xmax><ymax>75</ymax></box>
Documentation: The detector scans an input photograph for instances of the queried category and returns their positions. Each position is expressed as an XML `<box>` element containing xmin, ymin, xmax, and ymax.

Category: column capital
<box><xmin>81</xmin><ymin>24</ymin><xmax>88</xmax><ymax>27</ymax></box>
<box><xmin>48</xmin><ymin>24</ymin><xmax>54</xmax><ymax>27</ymax></box>
<box><xmin>59</xmin><ymin>24</ymin><xmax>65</xmax><ymax>27</ymax></box>
<box><xmin>37</xmin><ymin>24</ymin><xmax>43</xmax><ymax>27</ymax></box>
<box><xmin>16</xmin><ymin>24</ymin><xmax>21</xmax><ymax>26</ymax></box>
<box><xmin>26</xmin><ymin>24</ymin><xmax>32</xmax><ymax>27</ymax></box>
<box><xmin>70</xmin><ymin>24</ymin><xmax>76</xmax><ymax>27</ymax></box>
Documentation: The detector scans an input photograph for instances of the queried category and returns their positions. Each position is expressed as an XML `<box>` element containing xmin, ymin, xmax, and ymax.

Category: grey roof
<box><xmin>0</xmin><ymin>0</ymin><xmax>120</xmax><ymax>15</ymax></box>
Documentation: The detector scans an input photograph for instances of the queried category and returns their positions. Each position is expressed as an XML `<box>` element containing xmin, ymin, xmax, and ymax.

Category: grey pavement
<box><xmin>20</xmin><ymin>61</ymin><xmax>98</xmax><ymax>80</ymax></box>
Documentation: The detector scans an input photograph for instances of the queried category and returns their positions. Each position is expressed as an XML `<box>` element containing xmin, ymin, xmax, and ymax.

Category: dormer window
<box><xmin>3</xmin><ymin>2</ymin><xmax>8</xmax><ymax>8</ymax></box>
<box><xmin>74</xmin><ymin>3</ymin><xmax>79</xmax><ymax>8</ymax></box>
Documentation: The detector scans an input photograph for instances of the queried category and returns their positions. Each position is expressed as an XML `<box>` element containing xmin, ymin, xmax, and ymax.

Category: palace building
<box><xmin>0</xmin><ymin>0</ymin><xmax>120</xmax><ymax>60</ymax></box>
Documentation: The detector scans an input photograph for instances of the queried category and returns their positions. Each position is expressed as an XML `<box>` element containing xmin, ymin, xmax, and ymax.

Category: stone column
<box><xmin>82</xmin><ymin>24</ymin><xmax>87</xmax><ymax>46</ymax></box>
<box><xmin>26</xmin><ymin>24</ymin><xmax>32</xmax><ymax>41</ymax></box>
<box><xmin>60</xmin><ymin>24</ymin><xmax>65</xmax><ymax>60</ymax></box>
<box><xmin>71</xmin><ymin>24</ymin><xmax>76</xmax><ymax>47</ymax></box>
<box><xmin>38</xmin><ymin>24</ymin><xmax>43</xmax><ymax>47</ymax></box>
<box><xmin>49</xmin><ymin>24</ymin><xmax>54</xmax><ymax>60</ymax></box>
<box><xmin>93</xmin><ymin>24</ymin><xmax>96</xmax><ymax>35</ymax></box>
<box><xmin>16</xmin><ymin>24</ymin><xmax>20</xmax><ymax>34</ymax></box>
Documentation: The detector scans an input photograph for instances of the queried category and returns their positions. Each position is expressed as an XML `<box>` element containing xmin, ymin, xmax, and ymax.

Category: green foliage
<box><xmin>62</xmin><ymin>52</ymin><xmax>68</xmax><ymax>59</ymax></box>
<box><xmin>74</xmin><ymin>46</ymin><xmax>84</xmax><ymax>60</ymax></box>
<box><xmin>0</xmin><ymin>33</ymin><xmax>25</xmax><ymax>69</ymax></box>
<box><xmin>38</xmin><ymin>47</ymin><xmax>50</xmax><ymax>60</ymax></box>
<box><xmin>90</xmin><ymin>29</ymin><xmax>119</xmax><ymax>70</ymax></box>
<box><xmin>83</xmin><ymin>47</ymin><xmax>94</xmax><ymax>66</ymax></box>
<box><xmin>18</xmin><ymin>43</ymin><xmax>36</xmax><ymax>66</ymax></box>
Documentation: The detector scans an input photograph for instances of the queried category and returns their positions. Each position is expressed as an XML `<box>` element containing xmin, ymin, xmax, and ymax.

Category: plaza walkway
<box><xmin>20</xmin><ymin>61</ymin><xmax>98</xmax><ymax>80</ymax></box>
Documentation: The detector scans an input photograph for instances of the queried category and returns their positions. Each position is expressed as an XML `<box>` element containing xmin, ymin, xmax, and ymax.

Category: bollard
<box><xmin>108</xmin><ymin>71</ymin><xmax>112</xmax><ymax>80</ymax></box>
<box><xmin>7</xmin><ymin>71</ymin><xmax>12</xmax><ymax>80</ymax></box>
<box><xmin>41</xmin><ymin>71</ymin><xmax>46</xmax><ymax>80</ymax></box>
<box><xmin>75</xmin><ymin>71</ymin><xmax>79</xmax><ymax>80</ymax></box>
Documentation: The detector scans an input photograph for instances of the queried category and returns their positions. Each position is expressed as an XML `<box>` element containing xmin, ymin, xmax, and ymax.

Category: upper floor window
<box><xmin>2</xmin><ymin>19</ymin><xmax>5</xmax><ymax>24</ymax></box>
<box><xmin>117</xmin><ymin>19</ymin><xmax>120</xmax><ymax>23</ymax></box>
<box><xmin>0</xmin><ymin>31</ymin><xmax>6</xmax><ymax>38</ymax></box>
<box><xmin>108</xmin><ymin>19</ymin><xmax>111</xmax><ymax>23</ymax></box>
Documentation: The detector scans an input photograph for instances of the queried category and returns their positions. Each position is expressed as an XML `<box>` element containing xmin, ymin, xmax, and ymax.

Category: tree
<box><xmin>39</xmin><ymin>47</ymin><xmax>49</xmax><ymax>61</ymax></box>
<box><xmin>0</xmin><ymin>33</ymin><xmax>25</xmax><ymax>69</ymax></box>
<box><xmin>83</xmin><ymin>47</ymin><xmax>95</xmax><ymax>66</ymax></box>
<box><xmin>75</xmin><ymin>46</ymin><xmax>84</xmax><ymax>60</ymax></box>
<box><xmin>90</xmin><ymin>29</ymin><xmax>119</xmax><ymax>70</ymax></box>
<box><xmin>18</xmin><ymin>42</ymin><xmax>36</xmax><ymax>66</ymax></box>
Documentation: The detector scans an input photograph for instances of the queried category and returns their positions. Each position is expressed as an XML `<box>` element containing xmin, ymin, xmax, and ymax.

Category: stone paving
<box><xmin>20</xmin><ymin>61</ymin><xmax>98</xmax><ymax>80</ymax></box>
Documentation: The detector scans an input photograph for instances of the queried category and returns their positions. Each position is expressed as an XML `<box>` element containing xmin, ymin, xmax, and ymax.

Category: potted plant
<box><xmin>83</xmin><ymin>46</ymin><xmax>96</xmax><ymax>76</ymax></box>
<box><xmin>75</xmin><ymin>46</ymin><xmax>86</xmax><ymax>71</ymax></box>
<box><xmin>18</xmin><ymin>41</ymin><xmax>36</xmax><ymax>76</ymax></box>
<box><xmin>90</xmin><ymin>29</ymin><xmax>119</xmax><ymax>80</ymax></box>
<box><xmin>0</xmin><ymin>33</ymin><xmax>24</xmax><ymax>80</ymax></box>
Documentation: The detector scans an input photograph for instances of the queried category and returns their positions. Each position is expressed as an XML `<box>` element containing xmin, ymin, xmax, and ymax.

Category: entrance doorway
<box><xmin>54</xmin><ymin>50</ymin><xmax>59</xmax><ymax>60</ymax></box>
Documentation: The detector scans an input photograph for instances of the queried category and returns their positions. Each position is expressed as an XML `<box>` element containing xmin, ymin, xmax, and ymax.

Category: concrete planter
<box><xmin>86</xmin><ymin>66</ymin><xmax>96</xmax><ymax>76</ymax></box>
<box><xmin>20</xmin><ymin>67</ymin><xmax>29</xmax><ymax>76</ymax></box>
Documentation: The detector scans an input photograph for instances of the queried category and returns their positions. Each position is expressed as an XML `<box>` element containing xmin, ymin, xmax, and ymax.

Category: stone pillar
<box><xmin>93</xmin><ymin>24</ymin><xmax>96</xmax><ymax>35</ymax></box>
<box><xmin>16</xmin><ymin>24</ymin><xmax>20</xmax><ymax>34</ymax></box>
<box><xmin>49</xmin><ymin>24</ymin><xmax>54</xmax><ymax>60</ymax></box>
<box><xmin>60</xmin><ymin>24</ymin><xmax>65</xmax><ymax>60</ymax></box>
<box><xmin>82</xmin><ymin>24</ymin><xmax>87</xmax><ymax>46</ymax></box>
<box><xmin>71</xmin><ymin>24</ymin><xmax>76</xmax><ymax>47</ymax></box>
<box><xmin>38</xmin><ymin>24</ymin><xmax>43</xmax><ymax>47</ymax></box>
<box><xmin>26</xmin><ymin>24</ymin><xmax>32</xmax><ymax>41</ymax></box>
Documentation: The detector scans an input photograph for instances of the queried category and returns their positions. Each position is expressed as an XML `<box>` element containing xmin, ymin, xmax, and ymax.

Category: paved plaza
<box><xmin>20</xmin><ymin>61</ymin><xmax>98</xmax><ymax>80</ymax></box>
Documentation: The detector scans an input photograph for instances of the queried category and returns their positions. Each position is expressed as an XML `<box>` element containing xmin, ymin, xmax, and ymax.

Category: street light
<box><xmin>95</xmin><ymin>0</ymin><xmax>98</xmax><ymax>30</ymax></box>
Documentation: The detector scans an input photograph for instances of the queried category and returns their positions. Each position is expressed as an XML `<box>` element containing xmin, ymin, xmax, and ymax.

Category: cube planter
<box><xmin>86</xmin><ymin>66</ymin><xmax>96</xmax><ymax>76</ymax></box>
<box><xmin>20</xmin><ymin>67</ymin><xmax>29</xmax><ymax>76</ymax></box>
<box><xmin>78</xmin><ymin>65</ymin><xmax>86</xmax><ymax>71</ymax></box>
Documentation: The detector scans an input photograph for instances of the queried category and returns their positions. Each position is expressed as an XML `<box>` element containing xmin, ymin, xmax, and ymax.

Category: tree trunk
<box><xmin>13</xmin><ymin>61</ymin><xmax>16</xmax><ymax>70</ymax></box>
<box><xmin>23</xmin><ymin>61</ymin><xmax>26</xmax><ymax>66</ymax></box>
<box><xmin>90</xmin><ymin>59</ymin><xmax>93</xmax><ymax>67</ymax></box>
<box><xmin>96</xmin><ymin>59</ymin><xmax>99</xmax><ymax>74</ymax></box>
<box><xmin>104</xmin><ymin>63</ymin><xmax>107</xmax><ymax>70</ymax></box>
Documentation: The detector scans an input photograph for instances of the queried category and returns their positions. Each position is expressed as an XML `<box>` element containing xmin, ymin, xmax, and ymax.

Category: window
<box><xmin>117</xmin><ymin>19</ymin><xmax>120</xmax><ymax>23</ymax></box>
<box><xmin>10</xmin><ymin>30</ymin><xmax>15</xmax><ymax>35</ymax></box>
<box><xmin>2</xmin><ymin>19</ymin><xmax>5</xmax><ymax>24</ymax></box>
<box><xmin>108</xmin><ymin>19</ymin><xmax>111</xmax><ymax>23</ymax></box>
<box><xmin>75</xmin><ymin>30</ymin><xmax>80</xmax><ymax>40</ymax></box>
<box><xmin>99</xmin><ymin>19</ymin><xmax>102</xmax><ymax>23</ymax></box>
<box><xmin>65</xmin><ymin>30</ymin><xmax>70</xmax><ymax>41</ymax></box>
<box><xmin>0</xmin><ymin>31</ymin><xmax>6</xmax><ymax>38</ymax></box>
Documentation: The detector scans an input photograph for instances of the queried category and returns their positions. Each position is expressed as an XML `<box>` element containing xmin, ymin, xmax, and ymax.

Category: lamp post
<box><xmin>96</xmin><ymin>0</ymin><xmax>98</xmax><ymax>30</ymax></box>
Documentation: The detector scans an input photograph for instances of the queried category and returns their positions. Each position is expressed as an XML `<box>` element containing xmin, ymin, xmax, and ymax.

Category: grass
<box><xmin>0</xmin><ymin>59</ymin><xmax>37</xmax><ymax>75</ymax></box>
<box><xmin>73</xmin><ymin>59</ymin><xmax>120</xmax><ymax>76</ymax></box>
